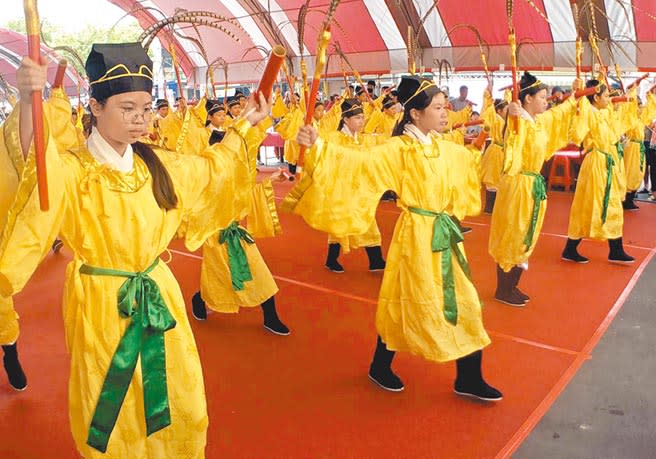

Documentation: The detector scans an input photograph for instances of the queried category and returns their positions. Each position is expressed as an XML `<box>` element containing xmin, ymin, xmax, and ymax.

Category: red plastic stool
<box><xmin>548</xmin><ymin>153</ymin><xmax>572</xmax><ymax>190</ymax></box>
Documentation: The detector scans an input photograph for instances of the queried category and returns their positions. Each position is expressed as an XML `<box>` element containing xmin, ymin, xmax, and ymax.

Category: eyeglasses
<box><xmin>120</xmin><ymin>107</ymin><xmax>153</xmax><ymax>123</ymax></box>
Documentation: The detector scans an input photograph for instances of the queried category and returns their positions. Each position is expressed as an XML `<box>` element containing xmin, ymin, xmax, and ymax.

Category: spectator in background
<box><xmin>450</xmin><ymin>85</ymin><xmax>474</xmax><ymax>111</ymax></box>
<box><xmin>174</xmin><ymin>96</ymin><xmax>187</xmax><ymax>116</ymax></box>
<box><xmin>367</xmin><ymin>80</ymin><xmax>377</xmax><ymax>98</ymax></box>
<box><xmin>550</xmin><ymin>86</ymin><xmax>565</xmax><ymax>107</ymax></box>
<box><xmin>466</xmin><ymin>111</ymin><xmax>482</xmax><ymax>136</ymax></box>
<box><xmin>390</xmin><ymin>90</ymin><xmax>402</xmax><ymax>112</ymax></box>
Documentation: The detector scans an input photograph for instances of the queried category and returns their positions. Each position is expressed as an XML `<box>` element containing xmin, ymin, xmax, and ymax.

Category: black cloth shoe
<box><xmin>51</xmin><ymin>239</ymin><xmax>64</xmax><ymax>254</ymax></box>
<box><xmin>368</xmin><ymin>336</ymin><xmax>404</xmax><ymax>392</ymax></box>
<box><xmin>191</xmin><ymin>291</ymin><xmax>207</xmax><ymax>321</ymax></box>
<box><xmin>325</xmin><ymin>243</ymin><xmax>345</xmax><ymax>273</ymax></box>
<box><xmin>608</xmin><ymin>238</ymin><xmax>635</xmax><ymax>264</ymax></box>
<box><xmin>451</xmin><ymin>216</ymin><xmax>472</xmax><ymax>234</ymax></box>
<box><xmin>561</xmin><ymin>238</ymin><xmax>589</xmax><ymax>263</ymax></box>
<box><xmin>454</xmin><ymin>350</ymin><xmax>502</xmax><ymax>401</ymax></box>
<box><xmin>2</xmin><ymin>344</ymin><xmax>27</xmax><ymax>391</ymax></box>
<box><xmin>494</xmin><ymin>265</ymin><xmax>526</xmax><ymax>307</ymax></box>
<box><xmin>622</xmin><ymin>192</ymin><xmax>640</xmax><ymax>211</ymax></box>
<box><xmin>261</xmin><ymin>297</ymin><xmax>290</xmax><ymax>336</ymax></box>
<box><xmin>509</xmin><ymin>266</ymin><xmax>530</xmax><ymax>303</ymax></box>
<box><xmin>365</xmin><ymin>246</ymin><xmax>386</xmax><ymax>272</ymax></box>
<box><xmin>380</xmin><ymin>190</ymin><xmax>397</xmax><ymax>202</ymax></box>
<box><xmin>484</xmin><ymin>190</ymin><xmax>497</xmax><ymax>214</ymax></box>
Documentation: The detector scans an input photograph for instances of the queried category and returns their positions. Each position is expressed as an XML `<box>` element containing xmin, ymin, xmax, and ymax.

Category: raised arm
<box><xmin>281</xmin><ymin>125</ymin><xmax>402</xmax><ymax>238</ymax></box>
<box><xmin>166</xmin><ymin>93</ymin><xmax>271</xmax><ymax>250</ymax></box>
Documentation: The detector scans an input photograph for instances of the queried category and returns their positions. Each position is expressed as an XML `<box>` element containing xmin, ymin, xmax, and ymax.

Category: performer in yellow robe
<box><xmin>324</xmin><ymin>98</ymin><xmax>386</xmax><ymax>273</ymax></box>
<box><xmin>275</xmin><ymin>99</ymin><xmax>336</xmax><ymax>177</ymax></box>
<box><xmin>188</xmin><ymin>100</ymin><xmax>288</xmax><ymax>335</ymax></box>
<box><xmin>223</xmin><ymin>96</ymin><xmax>242</xmax><ymax>130</ymax></box>
<box><xmin>364</xmin><ymin>95</ymin><xmax>401</xmax><ymax>137</ymax></box>
<box><xmin>274</xmin><ymin>103</ymin><xmax>304</xmax><ymax>175</ymax></box>
<box><xmin>622</xmin><ymin>90</ymin><xmax>656</xmax><ymax>209</ymax></box>
<box><xmin>0</xmin><ymin>85</ymin><xmax>82</xmax><ymax>390</ymax></box>
<box><xmin>479</xmin><ymin>88</ymin><xmax>509</xmax><ymax>214</ymax></box>
<box><xmin>489</xmin><ymin>72</ymin><xmax>583</xmax><ymax>306</ymax></box>
<box><xmin>562</xmin><ymin>79</ymin><xmax>636</xmax><ymax>264</ymax></box>
<box><xmin>285</xmin><ymin>76</ymin><xmax>501</xmax><ymax>401</ymax></box>
<box><xmin>204</xmin><ymin>99</ymin><xmax>227</xmax><ymax>145</ymax></box>
<box><xmin>150</xmin><ymin>99</ymin><xmax>182</xmax><ymax>151</ymax></box>
<box><xmin>0</xmin><ymin>43</ymin><xmax>271</xmax><ymax>459</ymax></box>
<box><xmin>0</xmin><ymin>98</ymin><xmax>25</xmax><ymax>391</ymax></box>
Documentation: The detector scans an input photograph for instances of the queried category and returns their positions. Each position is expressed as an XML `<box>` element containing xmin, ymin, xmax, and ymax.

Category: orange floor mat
<box><xmin>1</xmin><ymin>183</ymin><xmax>654</xmax><ymax>459</ymax></box>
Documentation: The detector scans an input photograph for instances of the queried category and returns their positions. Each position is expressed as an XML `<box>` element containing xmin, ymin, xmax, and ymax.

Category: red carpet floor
<box><xmin>1</xmin><ymin>178</ymin><xmax>654</xmax><ymax>459</ymax></box>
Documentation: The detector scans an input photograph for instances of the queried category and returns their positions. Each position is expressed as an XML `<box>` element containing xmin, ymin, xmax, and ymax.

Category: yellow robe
<box><xmin>480</xmin><ymin>90</ymin><xmax>506</xmax><ymax>189</ymax></box>
<box><xmin>0</xmin><ymin>103</ymin><xmax>257</xmax><ymax>458</ymax></box>
<box><xmin>173</xmin><ymin>98</ymin><xmax>282</xmax><ymax>312</ymax></box>
<box><xmin>152</xmin><ymin>112</ymin><xmax>182</xmax><ymax>151</ymax></box>
<box><xmin>623</xmin><ymin>92</ymin><xmax>656</xmax><ymax>191</ymax></box>
<box><xmin>567</xmin><ymin>97</ymin><xmax>633</xmax><ymax>240</ymax></box>
<box><xmin>283</xmin><ymin>133</ymin><xmax>488</xmax><ymax>362</ymax></box>
<box><xmin>324</xmin><ymin>131</ymin><xmax>384</xmax><ymax>252</ymax></box>
<box><xmin>364</xmin><ymin>109</ymin><xmax>400</xmax><ymax>137</ymax></box>
<box><xmin>0</xmin><ymin>88</ymin><xmax>81</xmax><ymax>344</ymax></box>
<box><xmin>271</xmin><ymin>92</ymin><xmax>288</xmax><ymax>119</ymax></box>
<box><xmin>275</xmin><ymin>106</ymin><xmax>304</xmax><ymax>165</ymax></box>
<box><xmin>0</xmin><ymin>112</ymin><xmax>22</xmax><ymax>345</ymax></box>
<box><xmin>320</xmin><ymin>102</ymin><xmax>342</xmax><ymax>133</ymax></box>
<box><xmin>489</xmin><ymin>97</ymin><xmax>581</xmax><ymax>271</ymax></box>
<box><xmin>199</xmin><ymin>121</ymin><xmax>280</xmax><ymax>312</ymax></box>
<box><xmin>447</xmin><ymin>106</ymin><xmax>472</xmax><ymax>130</ymax></box>
<box><xmin>176</xmin><ymin>97</ymin><xmax>209</xmax><ymax>154</ymax></box>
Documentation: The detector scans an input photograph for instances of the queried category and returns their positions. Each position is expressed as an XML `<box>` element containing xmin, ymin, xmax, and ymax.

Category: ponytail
<box><xmin>132</xmin><ymin>141</ymin><xmax>178</xmax><ymax>210</ymax></box>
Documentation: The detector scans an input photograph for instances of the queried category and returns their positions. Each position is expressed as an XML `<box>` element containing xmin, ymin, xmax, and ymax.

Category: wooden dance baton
<box><xmin>24</xmin><ymin>0</ymin><xmax>48</xmax><ymax>211</ymax></box>
<box><xmin>298</xmin><ymin>26</ymin><xmax>331</xmax><ymax>166</ymax></box>
<box><xmin>52</xmin><ymin>59</ymin><xmax>67</xmax><ymax>89</ymax></box>
<box><xmin>626</xmin><ymin>73</ymin><xmax>649</xmax><ymax>91</ymax></box>
<box><xmin>256</xmin><ymin>45</ymin><xmax>286</xmax><ymax>100</ymax></box>
<box><xmin>611</xmin><ymin>96</ymin><xmax>630</xmax><ymax>103</ymax></box>
<box><xmin>452</xmin><ymin>119</ymin><xmax>484</xmax><ymax>129</ymax></box>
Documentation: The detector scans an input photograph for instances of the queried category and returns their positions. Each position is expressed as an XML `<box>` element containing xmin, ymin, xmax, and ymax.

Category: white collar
<box><xmin>403</xmin><ymin>123</ymin><xmax>436</xmax><ymax>145</ymax></box>
<box><xmin>341</xmin><ymin>125</ymin><xmax>359</xmax><ymax>142</ymax></box>
<box><xmin>86</xmin><ymin>127</ymin><xmax>134</xmax><ymax>173</ymax></box>
<box><xmin>519</xmin><ymin>107</ymin><xmax>537</xmax><ymax>122</ymax></box>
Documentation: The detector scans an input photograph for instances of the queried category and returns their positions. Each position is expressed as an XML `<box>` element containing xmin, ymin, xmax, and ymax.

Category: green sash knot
<box><xmin>521</xmin><ymin>172</ymin><xmax>547</xmax><ymax>252</ymax></box>
<box><xmin>79</xmin><ymin>258</ymin><xmax>176</xmax><ymax>453</ymax></box>
<box><xmin>408</xmin><ymin>207</ymin><xmax>472</xmax><ymax>326</ymax></box>
<box><xmin>219</xmin><ymin>221</ymin><xmax>255</xmax><ymax>291</ymax></box>
<box><xmin>598</xmin><ymin>149</ymin><xmax>615</xmax><ymax>224</ymax></box>
<box><xmin>616</xmin><ymin>142</ymin><xmax>624</xmax><ymax>160</ymax></box>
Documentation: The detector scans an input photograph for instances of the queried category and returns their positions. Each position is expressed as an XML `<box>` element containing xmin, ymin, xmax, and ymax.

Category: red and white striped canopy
<box><xmin>0</xmin><ymin>28</ymin><xmax>83</xmax><ymax>95</ymax></box>
<box><xmin>111</xmin><ymin>1</ymin><xmax>656</xmax><ymax>82</ymax></box>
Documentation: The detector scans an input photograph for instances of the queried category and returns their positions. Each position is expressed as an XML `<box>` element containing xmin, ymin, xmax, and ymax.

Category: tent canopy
<box><xmin>109</xmin><ymin>0</ymin><xmax>656</xmax><ymax>84</ymax></box>
<box><xmin>0</xmin><ymin>28</ymin><xmax>82</xmax><ymax>94</ymax></box>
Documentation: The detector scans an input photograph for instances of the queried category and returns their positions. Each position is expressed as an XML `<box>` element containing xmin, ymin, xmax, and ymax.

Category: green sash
<box><xmin>408</xmin><ymin>207</ymin><xmax>472</xmax><ymax>325</ymax></box>
<box><xmin>597</xmin><ymin>149</ymin><xmax>615</xmax><ymax>224</ymax></box>
<box><xmin>630</xmin><ymin>139</ymin><xmax>646</xmax><ymax>171</ymax></box>
<box><xmin>521</xmin><ymin>172</ymin><xmax>547</xmax><ymax>252</ymax></box>
<box><xmin>219</xmin><ymin>221</ymin><xmax>255</xmax><ymax>291</ymax></box>
<box><xmin>79</xmin><ymin>258</ymin><xmax>176</xmax><ymax>453</ymax></box>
